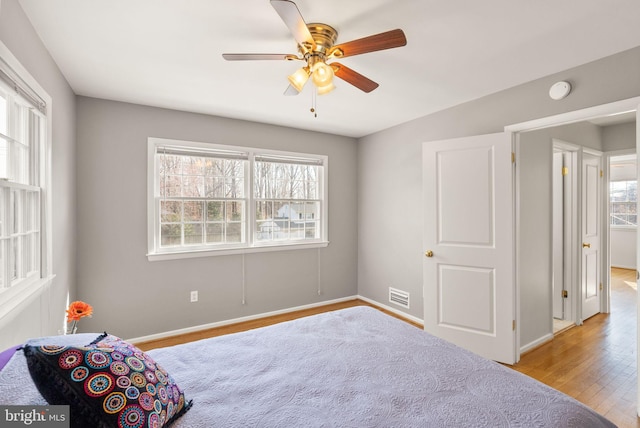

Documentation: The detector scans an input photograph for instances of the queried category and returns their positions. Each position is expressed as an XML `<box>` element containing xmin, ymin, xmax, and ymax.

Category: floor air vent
<box><xmin>389</xmin><ymin>287</ymin><xmax>410</xmax><ymax>309</ymax></box>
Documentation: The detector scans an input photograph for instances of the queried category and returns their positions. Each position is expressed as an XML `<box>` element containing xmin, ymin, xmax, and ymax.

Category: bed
<box><xmin>0</xmin><ymin>306</ymin><xmax>615</xmax><ymax>427</ymax></box>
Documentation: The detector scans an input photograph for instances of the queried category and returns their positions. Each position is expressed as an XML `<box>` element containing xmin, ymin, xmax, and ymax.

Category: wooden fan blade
<box><xmin>222</xmin><ymin>53</ymin><xmax>299</xmax><ymax>61</ymax></box>
<box><xmin>270</xmin><ymin>0</ymin><xmax>316</xmax><ymax>50</ymax></box>
<box><xmin>329</xmin><ymin>29</ymin><xmax>406</xmax><ymax>59</ymax></box>
<box><xmin>332</xmin><ymin>63</ymin><xmax>379</xmax><ymax>93</ymax></box>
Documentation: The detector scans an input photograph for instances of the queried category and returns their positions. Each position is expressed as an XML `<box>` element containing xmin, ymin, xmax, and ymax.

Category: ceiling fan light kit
<box><xmin>223</xmin><ymin>0</ymin><xmax>407</xmax><ymax>104</ymax></box>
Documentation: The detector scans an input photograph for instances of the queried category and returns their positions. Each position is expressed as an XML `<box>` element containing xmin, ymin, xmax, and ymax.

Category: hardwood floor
<box><xmin>511</xmin><ymin>267</ymin><xmax>638</xmax><ymax>427</ymax></box>
<box><xmin>139</xmin><ymin>268</ymin><xmax>638</xmax><ymax>427</ymax></box>
<box><xmin>135</xmin><ymin>299</ymin><xmax>421</xmax><ymax>351</ymax></box>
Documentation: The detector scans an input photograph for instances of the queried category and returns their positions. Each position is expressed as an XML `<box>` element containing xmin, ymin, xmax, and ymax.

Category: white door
<box><xmin>423</xmin><ymin>132</ymin><xmax>516</xmax><ymax>364</ymax></box>
<box><xmin>581</xmin><ymin>151</ymin><xmax>602</xmax><ymax>321</ymax></box>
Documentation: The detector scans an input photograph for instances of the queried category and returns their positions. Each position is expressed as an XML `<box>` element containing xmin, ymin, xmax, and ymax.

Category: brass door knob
<box><xmin>582</xmin><ymin>243</ymin><xmax>591</xmax><ymax>248</ymax></box>
<box><xmin>425</xmin><ymin>250</ymin><xmax>434</xmax><ymax>257</ymax></box>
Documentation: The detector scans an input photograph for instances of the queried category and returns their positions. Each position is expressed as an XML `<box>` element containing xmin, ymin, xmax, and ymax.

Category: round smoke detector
<box><xmin>549</xmin><ymin>81</ymin><xmax>572</xmax><ymax>100</ymax></box>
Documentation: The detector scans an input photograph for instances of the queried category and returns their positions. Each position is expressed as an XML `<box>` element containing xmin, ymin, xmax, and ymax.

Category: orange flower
<box><xmin>66</xmin><ymin>301</ymin><xmax>93</xmax><ymax>322</ymax></box>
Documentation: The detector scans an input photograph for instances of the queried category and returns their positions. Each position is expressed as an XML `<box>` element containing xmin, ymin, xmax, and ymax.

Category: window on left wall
<box><xmin>0</xmin><ymin>49</ymin><xmax>52</xmax><ymax>305</ymax></box>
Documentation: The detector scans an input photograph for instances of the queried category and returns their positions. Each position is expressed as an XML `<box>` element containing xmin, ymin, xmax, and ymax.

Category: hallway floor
<box><xmin>511</xmin><ymin>268</ymin><xmax>638</xmax><ymax>427</ymax></box>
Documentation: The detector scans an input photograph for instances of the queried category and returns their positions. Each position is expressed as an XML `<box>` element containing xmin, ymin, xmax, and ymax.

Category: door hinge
<box><xmin>600</xmin><ymin>169</ymin><xmax>604</xmax><ymax>178</ymax></box>
<box><xmin>511</xmin><ymin>152</ymin><xmax>515</xmax><ymax>163</ymax></box>
<box><xmin>562</xmin><ymin>166</ymin><xmax>569</xmax><ymax>176</ymax></box>
<box><xmin>599</xmin><ymin>282</ymin><xmax>603</xmax><ymax>291</ymax></box>
<box><xmin>562</xmin><ymin>290</ymin><xmax>568</xmax><ymax>298</ymax></box>
<box><xmin>512</xmin><ymin>320</ymin><xmax>516</xmax><ymax>331</ymax></box>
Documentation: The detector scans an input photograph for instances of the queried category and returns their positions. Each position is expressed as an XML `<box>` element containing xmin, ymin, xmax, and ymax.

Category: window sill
<box><xmin>147</xmin><ymin>241</ymin><xmax>329</xmax><ymax>261</ymax></box>
<box><xmin>610</xmin><ymin>225</ymin><xmax>637</xmax><ymax>231</ymax></box>
<box><xmin>0</xmin><ymin>275</ymin><xmax>56</xmax><ymax>321</ymax></box>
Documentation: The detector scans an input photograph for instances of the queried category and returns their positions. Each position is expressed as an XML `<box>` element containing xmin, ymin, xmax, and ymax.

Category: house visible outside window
<box><xmin>148</xmin><ymin>138</ymin><xmax>328</xmax><ymax>260</ymax></box>
<box><xmin>0</xmin><ymin>51</ymin><xmax>50</xmax><ymax>298</ymax></box>
<box><xmin>610</xmin><ymin>180</ymin><xmax>637</xmax><ymax>226</ymax></box>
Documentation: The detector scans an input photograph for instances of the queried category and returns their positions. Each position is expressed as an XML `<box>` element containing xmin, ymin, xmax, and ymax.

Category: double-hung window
<box><xmin>610</xmin><ymin>180</ymin><xmax>637</xmax><ymax>226</ymax></box>
<box><xmin>0</xmin><ymin>53</ymin><xmax>49</xmax><ymax>296</ymax></box>
<box><xmin>148</xmin><ymin>138</ymin><xmax>328</xmax><ymax>260</ymax></box>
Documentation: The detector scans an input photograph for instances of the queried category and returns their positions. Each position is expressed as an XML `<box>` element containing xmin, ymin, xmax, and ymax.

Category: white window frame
<box><xmin>0</xmin><ymin>41</ymin><xmax>54</xmax><ymax>319</ymax></box>
<box><xmin>147</xmin><ymin>137</ymin><xmax>328</xmax><ymax>261</ymax></box>
<box><xmin>609</xmin><ymin>179</ymin><xmax>637</xmax><ymax>229</ymax></box>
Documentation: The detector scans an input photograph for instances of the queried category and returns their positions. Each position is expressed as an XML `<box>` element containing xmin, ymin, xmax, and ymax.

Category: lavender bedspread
<box><xmin>0</xmin><ymin>307</ymin><xmax>615</xmax><ymax>427</ymax></box>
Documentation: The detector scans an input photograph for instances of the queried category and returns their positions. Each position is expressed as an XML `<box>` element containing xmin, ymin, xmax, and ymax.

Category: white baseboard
<box><xmin>611</xmin><ymin>264</ymin><xmax>637</xmax><ymax>270</ymax></box>
<box><xmin>128</xmin><ymin>295</ymin><xmax>424</xmax><ymax>345</ymax></box>
<box><xmin>127</xmin><ymin>296</ymin><xmax>358</xmax><ymax>344</ymax></box>
<box><xmin>520</xmin><ymin>333</ymin><xmax>553</xmax><ymax>354</ymax></box>
<box><xmin>357</xmin><ymin>295</ymin><xmax>424</xmax><ymax>326</ymax></box>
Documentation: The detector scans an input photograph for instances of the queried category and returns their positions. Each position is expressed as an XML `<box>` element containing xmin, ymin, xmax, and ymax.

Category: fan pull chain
<box><xmin>310</xmin><ymin>89</ymin><xmax>317</xmax><ymax>118</ymax></box>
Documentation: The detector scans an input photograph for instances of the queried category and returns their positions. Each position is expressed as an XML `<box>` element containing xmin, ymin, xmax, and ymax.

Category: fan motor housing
<box><xmin>304</xmin><ymin>23</ymin><xmax>338</xmax><ymax>55</ymax></box>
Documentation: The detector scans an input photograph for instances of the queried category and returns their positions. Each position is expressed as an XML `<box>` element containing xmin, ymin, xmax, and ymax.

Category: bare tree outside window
<box><xmin>158</xmin><ymin>153</ymin><xmax>246</xmax><ymax>247</ymax></box>
<box><xmin>610</xmin><ymin>180</ymin><xmax>637</xmax><ymax>226</ymax></box>
<box><xmin>149</xmin><ymin>139</ymin><xmax>326</xmax><ymax>257</ymax></box>
<box><xmin>255</xmin><ymin>160</ymin><xmax>320</xmax><ymax>242</ymax></box>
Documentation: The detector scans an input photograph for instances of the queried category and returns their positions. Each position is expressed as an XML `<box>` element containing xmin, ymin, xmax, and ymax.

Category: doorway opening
<box><xmin>507</xmin><ymin>96</ymin><xmax>639</xmax><ymax>361</ymax></box>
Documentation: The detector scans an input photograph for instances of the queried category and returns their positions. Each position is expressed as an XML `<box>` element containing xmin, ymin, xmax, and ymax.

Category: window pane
<box><xmin>182</xmin><ymin>156</ymin><xmax>204</xmax><ymax>175</ymax></box>
<box><xmin>225</xmin><ymin>201</ymin><xmax>243</xmax><ymax>221</ymax></box>
<box><xmin>256</xmin><ymin>219</ymin><xmax>280</xmax><ymax>241</ymax></box>
<box><xmin>184</xmin><ymin>223</ymin><xmax>204</xmax><ymax>245</ymax></box>
<box><xmin>183</xmin><ymin>201</ymin><xmax>203</xmax><ymax>222</ymax></box>
<box><xmin>0</xmin><ymin>136</ymin><xmax>7</xmax><ymax>180</ymax></box>
<box><xmin>205</xmin><ymin>177</ymin><xmax>225</xmax><ymax>198</ymax></box>
<box><xmin>226</xmin><ymin>223</ymin><xmax>242</xmax><ymax>243</ymax></box>
<box><xmin>206</xmin><ymin>223</ymin><xmax>223</xmax><ymax>243</ymax></box>
<box><xmin>159</xmin><ymin>154</ymin><xmax>181</xmax><ymax>176</ymax></box>
<box><xmin>207</xmin><ymin>201</ymin><xmax>223</xmax><ymax>221</ymax></box>
<box><xmin>0</xmin><ymin>93</ymin><xmax>7</xmax><ymax>135</ymax></box>
<box><xmin>610</xmin><ymin>180</ymin><xmax>638</xmax><ymax>226</ymax></box>
<box><xmin>161</xmin><ymin>201</ymin><xmax>181</xmax><ymax>222</ymax></box>
<box><xmin>182</xmin><ymin>175</ymin><xmax>204</xmax><ymax>198</ymax></box>
<box><xmin>256</xmin><ymin>201</ymin><xmax>273</xmax><ymax>221</ymax></box>
<box><xmin>0</xmin><ymin>240</ymin><xmax>4</xmax><ymax>289</ymax></box>
<box><xmin>161</xmin><ymin>224</ymin><xmax>181</xmax><ymax>247</ymax></box>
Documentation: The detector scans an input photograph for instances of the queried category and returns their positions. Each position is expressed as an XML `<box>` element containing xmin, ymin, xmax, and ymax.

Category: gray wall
<box><xmin>0</xmin><ymin>0</ymin><xmax>76</xmax><ymax>348</ymax></box>
<box><xmin>358</xmin><ymin>46</ymin><xmax>640</xmax><ymax>328</ymax></box>
<box><xmin>605</xmin><ymin>123</ymin><xmax>637</xmax><ymax>269</ymax></box>
<box><xmin>76</xmin><ymin>97</ymin><xmax>358</xmax><ymax>339</ymax></box>
<box><xmin>518</xmin><ymin>122</ymin><xmax>602</xmax><ymax>348</ymax></box>
<box><xmin>603</xmin><ymin>121</ymin><xmax>636</xmax><ymax>152</ymax></box>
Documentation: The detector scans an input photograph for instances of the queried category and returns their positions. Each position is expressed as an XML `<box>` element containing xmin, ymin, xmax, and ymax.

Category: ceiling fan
<box><xmin>222</xmin><ymin>0</ymin><xmax>407</xmax><ymax>96</ymax></box>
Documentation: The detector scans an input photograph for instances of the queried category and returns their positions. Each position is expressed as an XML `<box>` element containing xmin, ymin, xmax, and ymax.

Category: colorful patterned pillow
<box><xmin>23</xmin><ymin>333</ymin><xmax>192</xmax><ymax>428</ymax></box>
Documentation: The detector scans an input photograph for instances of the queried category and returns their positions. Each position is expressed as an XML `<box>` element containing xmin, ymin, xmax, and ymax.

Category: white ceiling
<box><xmin>18</xmin><ymin>0</ymin><xmax>640</xmax><ymax>138</ymax></box>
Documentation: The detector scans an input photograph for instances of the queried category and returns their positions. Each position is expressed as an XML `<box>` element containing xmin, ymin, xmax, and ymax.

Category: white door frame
<box><xmin>552</xmin><ymin>140</ymin><xmax>580</xmax><ymax>326</ymax></box>
<box><xmin>603</xmin><ymin>148</ymin><xmax>637</xmax><ymax>314</ymax></box>
<box><xmin>504</xmin><ymin>95</ymin><xmax>640</xmax><ymax>415</ymax></box>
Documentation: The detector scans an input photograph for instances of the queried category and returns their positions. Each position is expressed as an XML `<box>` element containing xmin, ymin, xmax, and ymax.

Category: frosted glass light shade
<box><xmin>316</xmin><ymin>82</ymin><xmax>335</xmax><ymax>95</ymax></box>
<box><xmin>287</xmin><ymin>67</ymin><xmax>310</xmax><ymax>92</ymax></box>
<box><xmin>311</xmin><ymin>61</ymin><xmax>334</xmax><ymax>88</ymax></box>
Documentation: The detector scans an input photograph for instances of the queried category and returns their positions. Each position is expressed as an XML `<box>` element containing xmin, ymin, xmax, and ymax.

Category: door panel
<box><xmin>423</xmin><ymin>132</ymin><xmax>515</xmax><ymax>364</ymax></box>
<box><xmin>439</xmin><ymin>265</ymin><xmax>494</xmax><ymax>333</ymax></box>
<box><xmin>438</xmin><ymin>147</ymin><xmax>493</xmax><ymax>246</ymax></box>
<box><xmin>581</xmin><ymin>152</ymin><xmax>601</xmax><ymax>321</ymax></box>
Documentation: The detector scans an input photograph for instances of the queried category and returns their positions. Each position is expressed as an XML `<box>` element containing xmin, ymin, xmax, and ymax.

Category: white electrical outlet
<box><xmin>190</xmin><ymin>290</ymin><xmax>198</xmax><ymax>302</ymax></box>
